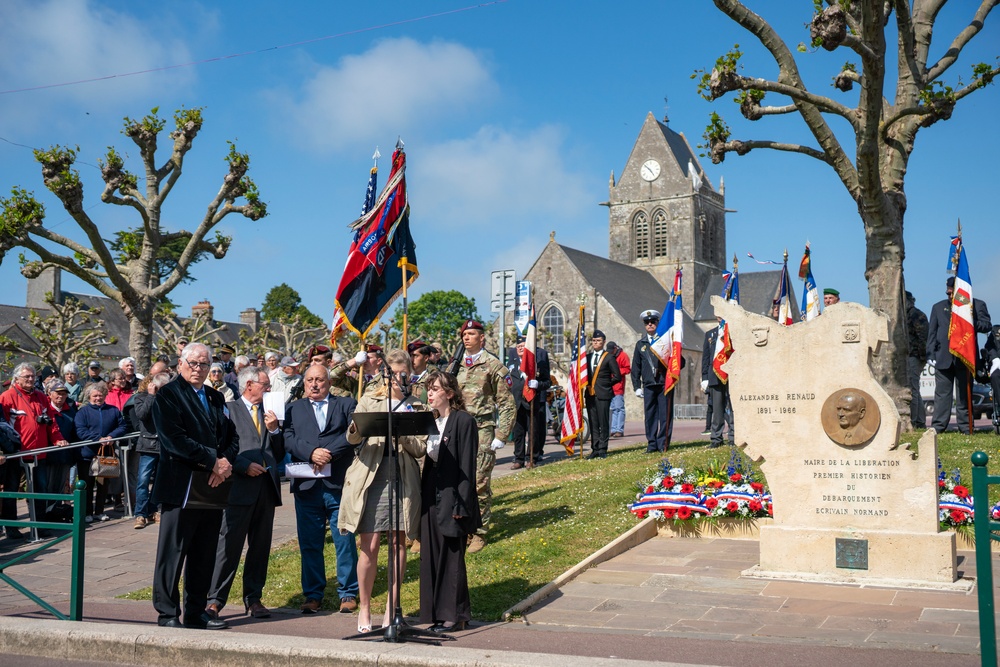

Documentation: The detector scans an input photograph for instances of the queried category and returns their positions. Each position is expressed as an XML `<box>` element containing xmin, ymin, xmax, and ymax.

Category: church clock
<box><xmin>639</xmin><ymin>159</ymin><xmax>660</xmax><ymax>181</ymax></box>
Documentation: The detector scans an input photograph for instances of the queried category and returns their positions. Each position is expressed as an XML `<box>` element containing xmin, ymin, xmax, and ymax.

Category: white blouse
<box><xmin>426</xmin><ymin>413</ymin><xmax>450</xmax><ymax>462</ymax></box>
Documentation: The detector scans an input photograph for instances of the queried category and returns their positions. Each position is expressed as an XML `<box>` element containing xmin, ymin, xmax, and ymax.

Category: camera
<box><xmin>36</xmin><ymin>414</ymin><xmax>52</xmax><ymax>425</ymax></box>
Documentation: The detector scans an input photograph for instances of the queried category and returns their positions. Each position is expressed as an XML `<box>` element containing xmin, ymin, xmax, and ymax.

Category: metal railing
<box><xmin>3</xmin><ymin>433</ymin><xmax>139</xmax><ymax>541</ymax></box>
<box><xmin>971</xmin><ymin>451</ymin><xmax>999</xmax><ymax>667</ymax></box>
<box><xmin>0</xmin><ymin>480</ymin><xmax>87</xmax><ymax>620</ymax></box>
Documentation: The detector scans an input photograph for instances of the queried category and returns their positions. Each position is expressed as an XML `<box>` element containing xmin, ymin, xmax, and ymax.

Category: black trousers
<box><xmin>641</xmin><ymin>386</ymin><xmax>673</xmax><ymax>452</ymax></box>
<box><xmin>932</xmin><ymin>363</ymin><xmax>971</xmax><ymax>433</ymax></box>
<box><xmin>208</xmin><ymin>489</ymin><xmax>277</xmax><ymax>609</ymax></box>
<box><xmin>512</xmin><ymin>401</ymin><xmax>546</xmax><ymax>463</ymax></box>
<box><xmin>153</xmin><ymin>504</ymin><xmax>225</xmax><ymax>623</ymax></box>
<box><xmin>709</xmin><ymin>385</ymin><xmax>734</xmax><ymax>446</ymax></box>
<box><xmin>585</xmin><ymin>395</ymin><xmax>611</xmax><ymax>456</ymax></box>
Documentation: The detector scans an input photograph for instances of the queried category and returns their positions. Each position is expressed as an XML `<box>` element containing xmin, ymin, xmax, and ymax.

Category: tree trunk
<box><xmin>861</xmin><ymin>197</ymin><xmax>911</xmax><ymax>427</ymax></box>
<box><xmin>126</xmin><ymin>305</ymin><xmax>155</xmax><ymax>374</ymax></box>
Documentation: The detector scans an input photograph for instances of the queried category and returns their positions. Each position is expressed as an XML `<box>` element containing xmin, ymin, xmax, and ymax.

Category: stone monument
<box><xmin>713</xmin><ymin>297</ymin><xmax>960</xmax><ymax>587</ymax></box>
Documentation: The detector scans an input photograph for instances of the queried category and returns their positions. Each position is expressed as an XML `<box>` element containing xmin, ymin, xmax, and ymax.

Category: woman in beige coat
<box><xmin>339</xmin><ymin>348</ymin><xmax>426</xmax><ymax>632</ymax></box>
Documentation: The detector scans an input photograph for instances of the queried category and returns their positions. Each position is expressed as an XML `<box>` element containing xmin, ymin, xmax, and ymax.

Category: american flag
<box><xmin>561</xmin><ymin>307</ymin><xmax>587</xmax><ymax>455</ymax></box>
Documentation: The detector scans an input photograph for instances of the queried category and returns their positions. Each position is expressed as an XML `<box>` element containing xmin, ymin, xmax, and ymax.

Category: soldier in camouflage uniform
<box><xmin>454</xmin><ymin>320</ymin><xmax>515</xmax><ymax>553</ymax></box>
<box><xmin>407</xmin><ymin>340</ymin><xmax>435</xmax><ymax>404</ymax></box>
<box><xmin>329</xmin><ymin>346</ymin><xmax>384</xmax><ymax>398</ymax></box>
<box><xmin>905</xmin><ymin>291</ymin><xmax>929</xmax><ymax>429</ymax></box>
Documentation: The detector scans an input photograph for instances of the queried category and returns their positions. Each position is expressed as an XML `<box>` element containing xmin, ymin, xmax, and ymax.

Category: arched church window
<box><xmin>542</xmin><ymin>305</ymin><xmax>565</xmax><ymax>353</ymax></box>
<box><xmin>652</xmin><ymin>209</ymin><xmax>669</xmax><ymax>258</ymax></box>
<box><xmin>633</xmin><ymin>211</ymin><xmax>649</xmax><ymax>261</ymax></box>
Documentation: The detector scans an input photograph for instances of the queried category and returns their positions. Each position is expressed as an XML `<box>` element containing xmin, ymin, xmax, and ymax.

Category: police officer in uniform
<box><xmin>631</xmin><ymin>310</ymin><xmax>671</xmax><ymax>452</ymax></box>
<box><xmin>454</xmin><ymin>320</ymin><xmax>515</xmax><ymax>553</ymax></box>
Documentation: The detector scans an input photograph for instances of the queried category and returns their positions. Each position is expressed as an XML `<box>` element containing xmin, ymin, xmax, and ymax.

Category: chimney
<box><xmin>240</xmin><ymin>307</ymin><xmax>261</xmax><ymax>331</ymax></box>
<box><xmin>191</xmin><ymin>299</ymin><xmax>214</xmax><ymax>320</ymax></box>
<box><xmin>26</xmin><ymin>266</ymin><xmax>61</xmax><ymax>310</ymax></box>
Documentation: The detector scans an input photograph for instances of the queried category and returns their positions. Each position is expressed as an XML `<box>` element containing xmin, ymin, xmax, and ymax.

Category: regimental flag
<box><xmin>773</xmin><ymin>260</ymin><xmax>794</xmax><ymax>326</ymax></box>
<box><xmin>948</xmin><ymin>237</ymin><xmax>977</xmax><ymax>372</ymax></box>
<box><xmin>521</xmin><ymin>305</ymin><xmax>537</xmax><ymax>402</ymax></box>
<box><xmin>651</xmin><ymin>270</ymin><xmax>683</xmax><ymax>394</ymax></box>
<box><xmin>333</xmin><ymin>147</ymin><xmax>418</xmax><ymax>340</ymax></box>
<box><xmin>798</xmin><ymin>244</ymin><xmax>820</xmax><ymax>321</ymax></box>
<box><xmin>332</xmin><ymin>157</ymin><xmax>380</xmax><ymax>348</ymax></box>
<box><xmin>713</xmin><ymin>269</ymin><xmax>739</xmax><ymax>383</ymax></box>
<box><xmin>561</xmin><ymin>308</ymin><xmax>587</xmax><ymax>454</ymax></box>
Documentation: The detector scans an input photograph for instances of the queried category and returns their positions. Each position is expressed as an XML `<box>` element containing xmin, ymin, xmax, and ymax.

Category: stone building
<box><xmin>521</xmin><ymin>112</ymin><xmax>793</xmax><ymax>420</ymax></box>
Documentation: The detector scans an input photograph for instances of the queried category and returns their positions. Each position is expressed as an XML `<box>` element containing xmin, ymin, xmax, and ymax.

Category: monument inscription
<box><xmin>713</xmin><ymin>298</ymin><xmax>957</xmax><ymax>586</ymax></box>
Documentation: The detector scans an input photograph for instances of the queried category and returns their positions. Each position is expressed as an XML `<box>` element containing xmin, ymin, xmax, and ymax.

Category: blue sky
<box><xmin>1</xmin><ymin>0</ymin><xmax>997</xmax><ymax>332</ymax></box>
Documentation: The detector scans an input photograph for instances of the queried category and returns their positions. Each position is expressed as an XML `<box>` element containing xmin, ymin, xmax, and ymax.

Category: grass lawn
<box><xmin>121</xmin><ymin>428</ymin><xmax>1000</xmax><ymax>620</ymax></box>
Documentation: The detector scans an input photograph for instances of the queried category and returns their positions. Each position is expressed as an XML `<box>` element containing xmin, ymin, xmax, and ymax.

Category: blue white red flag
<box><xmin>948</xmin><ymin>238</ymin><xmax>977</xmax><ymax>372</ymax></box>
<box><xmin>561</xmin><ymin>308</ymin><xmax>587</xmax><ymax>454</ymax></box>
<box><xmin>521</xmin><ymin>305</ymin><xmax>537</xmax><ymax>402</ymax></box>
<box><xmin>798</xmin><ymin>244</ymin><xmax>819</xmax><ymax>321</ymax></box>
<box><xmin>774</xmin><ymin>261</ymin><xmax>794</xmax><ymax>326</ymax></box>
<box><xmin>651</xmin><ymin>270</ymin><xmax>683</xmax><ymax>394</ymax></box>
<box><xmin>334</xmin><ymin>147</ymin><xmax>418</xmax><ymax>339</ymax></box>
<box><xmin>713</xmin><ymin>268</ymin><xmax>738</xmax><ymax>382</ymax></box>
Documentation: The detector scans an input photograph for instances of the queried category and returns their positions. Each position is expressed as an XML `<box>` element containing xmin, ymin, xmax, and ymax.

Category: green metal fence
<box><xmin>972</xmin><ymin>451</ymin><xmax>999</xmax><ymax>667</ymax></box>
<box><xmin>0</xmin><ymin>479</ymin><xmax>87</xmax><ymax>621</ymax></box>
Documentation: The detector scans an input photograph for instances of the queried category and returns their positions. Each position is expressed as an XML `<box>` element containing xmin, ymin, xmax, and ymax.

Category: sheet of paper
<box><xmin>285</xmin><ymin>462</ymin><xmax>331</xmax><ymax>478</ymax></box>
<box><xmin>262</xmin><ymin>391</ymin><xmax>285</xmax><ymax>421</ymax></box>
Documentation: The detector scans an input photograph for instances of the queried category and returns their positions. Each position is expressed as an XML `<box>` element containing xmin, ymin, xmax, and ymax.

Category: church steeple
<box><xmin>607</xmin><ymin>112</ymin><xmax>727</xmax><ymax>313</ymax></box>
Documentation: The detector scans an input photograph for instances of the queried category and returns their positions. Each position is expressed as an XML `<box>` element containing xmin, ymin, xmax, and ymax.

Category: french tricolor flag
<box><xmin>520</xmin><ymin>305</ymin><xmax>537</xmax><ymax>401</ymax></box>
<box><xmin>948</xmin><ymin>239</ymin><xmax>977</xmax><ymax>372</ymax></box>
<box><xmin>652</xmin><ymin>270</ymin><xmax>683</xmax><ymax>394</ymax></box>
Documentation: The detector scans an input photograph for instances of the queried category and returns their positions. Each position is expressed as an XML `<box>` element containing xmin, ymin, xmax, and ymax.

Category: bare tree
<box><xmin>0</xmin><ymin>107</ymin><xmax>267</xmax><ymax>372</ymax></box>
<box><xmin>154</xmin><ymin>310</ymin><xmax>229</xmax><ymax>357</ymax></box>
<box><xmin>696</xmin><ymin>1</ymin><xmax>998</xmax><ymax>418</ymax></box>
<box><xmin>0</xmin><ymin>292</ymin><xmax>117</xmax><ymax>370</ymax></box>
<box><xmin>273</xmin><ymin>315</ymin><xmax>329</xmax><ymax>359</ymax></box>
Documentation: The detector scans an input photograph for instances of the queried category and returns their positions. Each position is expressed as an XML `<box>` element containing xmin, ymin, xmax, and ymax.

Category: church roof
<box><xmin>693</xmin><ymin>270</ymin><xmax>801</xmax><ymax>321</ymax></box>
<box><xmin>654</xmin><ymin>118</ymin><xmax>714</xmax><ymax>193</ymax></box>
<box><xmin>558</xmin><ymin>244</ymin><xmax>703</xmax><ymax>352</ymax></box>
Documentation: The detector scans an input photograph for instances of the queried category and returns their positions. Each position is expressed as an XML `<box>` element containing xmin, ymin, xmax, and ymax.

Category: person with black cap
<box><xmin>905</xmin><ymin>291</ymin><xmax>929</xmax><ymax>429</ymax></box>
<box><xmin>454</xmin><ymin>319</ymin><xmax>515</xmax><ymax>552</ymax></box>
<box><xmin>927</xmin><ymin>276</ymin><xmax>992</xmax><ymax>433</ymax></box>
<box><xmin>585</xmin><ymin>330</ymin><xmax>620</xmax><ymax>459</ymax></box>
<box><xmin>507</xmin><ymin>334</ymin><xmax>551</xmax><ymax>469</ymax></box>
<box><xmin>218</xmin><ymin>344</ymin><xmax>236</xmax><ymax>375</ymax></box>
<box><xmin>631</xmin><ymin>310</ymin><xmax>672</xmax><ymax>453</ymax></box>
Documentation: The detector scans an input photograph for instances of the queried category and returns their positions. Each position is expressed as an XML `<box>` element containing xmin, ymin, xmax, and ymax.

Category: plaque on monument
<box><xmin>712</xmin><ymin>297</ymin><xmax>959</xmax><ymax>588</ymax></box>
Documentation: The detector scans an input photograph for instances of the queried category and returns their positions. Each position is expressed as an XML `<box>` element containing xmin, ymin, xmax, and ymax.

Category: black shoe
<box><xmin>158</xmin><ymin>617</ymin><xmax>184</xmax><ymax>628</ymax></box>
<box><xmin>585</xmin><ymin>451</ymin><xmax>600</xmax><ymax>460</ymax></box>
<box><xmin>433</xmin><ymin>620</ymin><xmax>467</xmax><ymax>633</ymax></box>
<box><xmin>5</xmin><ymin>529</ymin><xmax>25</xmax><ymax>540</ymax></box>
<box><xmin>185</xmin><ymin>612</ymin><xmax>228</xmax><ymax>630</ymax></box>
<box><xmin>708</xmin><ymin>442</ymin><xmax>722</xmax><ymax>449</ymax></box>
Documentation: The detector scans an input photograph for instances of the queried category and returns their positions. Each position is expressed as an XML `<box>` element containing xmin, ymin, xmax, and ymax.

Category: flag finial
<box><xmin>372</xmin><ymin>147</ymin><xmax>380</xmax><ymax>163</ymax></box>
<box><xmin>732</xmin><ymin>254</ymin><xmax>738</xmax><ymax>271</ymax></box>
<box><xmin>783</xmin><ymin>248</ymin><xmax>789</xmax><ymax>263</ymax></box>
<box><xmin>957</xmin><ymin>218</ymin><xmax>962</xmax><ymax>238</ymax></box>
<box><xmin>396</xmin><ymin>137</ymin><xmax>404</xmax><ymax>150</ymax></box>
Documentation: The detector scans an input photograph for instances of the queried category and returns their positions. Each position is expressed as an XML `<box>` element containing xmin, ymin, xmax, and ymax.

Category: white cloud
<box><xmin>0</xmin><ymin>0</ymin><xmax>194</xmax><ymax>124</ymax></box>
<box><xmin>413</xmin><ymin>125</ymin><xmax>594</xmax><ymax>228</ymax></box>
<box><xmin>276</xmin><ymin>37</ymin><xmax>495</xmax><ymax>152</ymax></box>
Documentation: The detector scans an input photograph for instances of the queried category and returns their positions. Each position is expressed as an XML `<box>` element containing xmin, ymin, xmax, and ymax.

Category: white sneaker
<box><xmin>97</xmin><ymin>513</ymin><xmax>110</xmax><ymax>522</ymax></box>
<box><xmin>84</xmin><ymin>515</ymin><xmax>94</xmax><ymax>524</ymax></box>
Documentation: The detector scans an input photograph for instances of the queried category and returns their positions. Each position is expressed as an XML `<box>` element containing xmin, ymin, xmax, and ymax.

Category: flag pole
<box><xmin>578</xmin><ymin>304</ymin><xmax>585</xmax><ymax>461</ymax></box>
<box><xmin>956</xmin><ymin>222</ymin><xmax>974</xmax><ymax>434</ymax></box>
<box><xmin>527</xmin><ymin>285</ymin><xmax>535</xmax><ymax>470</ymax></box>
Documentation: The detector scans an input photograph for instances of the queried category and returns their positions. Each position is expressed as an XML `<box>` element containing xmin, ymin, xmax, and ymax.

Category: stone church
<box><xmin>523</xmin><ymin>112</ymin><xmax>793</xmax><ymax>420</ymax></box>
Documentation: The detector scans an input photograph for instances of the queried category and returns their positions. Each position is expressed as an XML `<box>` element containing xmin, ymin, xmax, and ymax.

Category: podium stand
<box><xmin>344</xmin><ymin>408</ymin><xmax>446</xmax><ymax>643</ymax></box>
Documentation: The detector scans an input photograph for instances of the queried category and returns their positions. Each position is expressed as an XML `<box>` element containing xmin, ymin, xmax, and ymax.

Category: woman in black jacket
<box><xmin>418</xmin><ymin>371</ymin><xmax>481</xmax><ymax>633</ymax></box>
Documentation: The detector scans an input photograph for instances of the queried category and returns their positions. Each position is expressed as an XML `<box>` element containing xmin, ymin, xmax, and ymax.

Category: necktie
<box><xmin>313</xmin><ymin>401</ymin><xmax>326</xmax><ymax>430</ymax></box>
<box><xmin>251</xmin><ymin>404</ymin><xmax>261</xmax><ymax>434</ymax></box>
<box><xmin>197</xmin><ymin>389</ymin><xmax>209</xmax><ymax>413</ymax></box>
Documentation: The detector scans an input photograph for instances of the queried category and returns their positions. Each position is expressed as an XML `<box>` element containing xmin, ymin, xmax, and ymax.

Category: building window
<box><xmin>633</xmin><ymin>211</ymin><xmax>649</xmax><ymax>261</ymax></box>
<box><xmin>542</xmin><ymin>305</ymin><xmax>565</xmax><ymax>353</ymax></box>
<box><xmin>652</xmin><ymin>209</ymin><xmax>669</xmax><ymax>258</ymax></box>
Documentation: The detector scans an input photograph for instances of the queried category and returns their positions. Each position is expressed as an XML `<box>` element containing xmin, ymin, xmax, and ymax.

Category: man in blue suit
<box><xmin>283</xmin><ymin>364</ymin><xmax>359</xmax><ymax>613</ymax></box>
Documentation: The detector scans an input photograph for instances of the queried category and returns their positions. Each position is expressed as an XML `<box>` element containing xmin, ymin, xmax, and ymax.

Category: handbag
<box><xmin>89</xmin><ymin>443</ymin><xmax>121</xmax><ymax>479</ymax></box>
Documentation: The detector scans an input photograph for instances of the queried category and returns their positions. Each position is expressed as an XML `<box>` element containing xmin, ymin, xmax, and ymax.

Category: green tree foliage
<box><xmin>0</xmin><ymin>107</ymin><xmax>267</xmax><ymax>371</ymax></box>
<box><xmin>392</xmin><ymin>290</ymin><xmax>478</xmax><ymax>344</ymax></box>
<box><xmin>261</xmin><ymin>283</ymin><xmax>324</xmax><ymax>329</ymax></box>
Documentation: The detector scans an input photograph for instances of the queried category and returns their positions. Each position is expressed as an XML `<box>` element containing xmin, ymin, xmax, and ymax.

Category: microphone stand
<box><xmin>345</xmin><ymin>362</ymin><xmax>445</xmax><ymax>644</ymax></box>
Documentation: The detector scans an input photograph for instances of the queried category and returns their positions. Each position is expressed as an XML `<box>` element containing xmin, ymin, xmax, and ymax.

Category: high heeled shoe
<box><xmin>433</xmin><ymin>620</ymin><xmax>467</xmax><ymax>633</ymax></box>
<box><xmin>358</xmin><ymin>622</ymin><xmax>372</xmax><ymax>633</ymax></box>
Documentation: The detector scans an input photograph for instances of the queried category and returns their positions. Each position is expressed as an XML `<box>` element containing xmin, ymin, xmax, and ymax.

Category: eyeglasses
<box><xmin>250</xmin><ymin>379</ymin><xmax>271</xmax><ymax>389</ymax></box>
<box><xmin>210</xmin><ymin>369</ymin><xmax>222</xmax><ymax>374</ymax></box>
<box><xmin>185</xmin><ymin>361</ymin><xmax>211</xmax><ymax>369</ymax></box>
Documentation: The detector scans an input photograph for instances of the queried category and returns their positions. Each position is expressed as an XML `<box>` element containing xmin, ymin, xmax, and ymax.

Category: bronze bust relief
<box><xmin>821</xmin><ymin>389</ymin><xmax>880</xmax><ymax>446</ymax></box>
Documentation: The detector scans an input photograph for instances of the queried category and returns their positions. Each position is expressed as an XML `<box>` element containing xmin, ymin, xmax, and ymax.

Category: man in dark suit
<box><xmin>585</xmin><ymin>330</ymin><xmax>621</xmax><ymax>460</ymax></box>
<box><xmin>631</xmin><ymin>309</ymin><xmax>673</xmax><ymax>453</ymax></box>
<box><xmin>151</xmin><ymin>343</ymin><xmax>237</xmax><ymax>630</ymax></box>
<box><xmin>701</xmin><ymin>321</ymin><xmax>734</xmax><ymax>449</ymax></box>
<box><xmin>283</xmin><ymin>364</ymin><xmax>359</xmax><ymax>614</ymax></box>
<box><xmin>507</xmin><ymin>336</ymin><xmax>552</xmax><ymax>469</ymax></box>
<box><xmin>206</xmin><ymin>365</ymin><xmax>285</xmax><ymax>620</ymax></box>
<box><xmin>927</xmin><ymin>276</ymin><xmax>992</xmax><ymax>433</ymax></box>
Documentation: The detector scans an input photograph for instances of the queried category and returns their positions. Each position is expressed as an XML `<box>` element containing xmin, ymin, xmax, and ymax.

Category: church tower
<box><xmin>607</xmin><ymin>112</ymin><xmax>727</xmax><ymax>314</ymax></box>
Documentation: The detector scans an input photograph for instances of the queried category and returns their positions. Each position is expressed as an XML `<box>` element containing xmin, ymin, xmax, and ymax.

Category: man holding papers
<box><xmin>206</xmin><ymin>366</ymin><xmax>284</xmax><ymax>621</ymax></box>
<box><xmin>282</xmin><ymin>364</ymin><xmax>359</xmax><ymax>614</ymax></box>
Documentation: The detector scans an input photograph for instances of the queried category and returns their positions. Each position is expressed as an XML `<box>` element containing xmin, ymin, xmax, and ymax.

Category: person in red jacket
<box><xmin>606</xmin><ymin>342</ymin><xmax>631</xmax><ymax>438</ymax></box>
<box><xmin>0</xmin><ymin>363</ymin><xmax>68</xmax><ymax>539</ymax></box>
